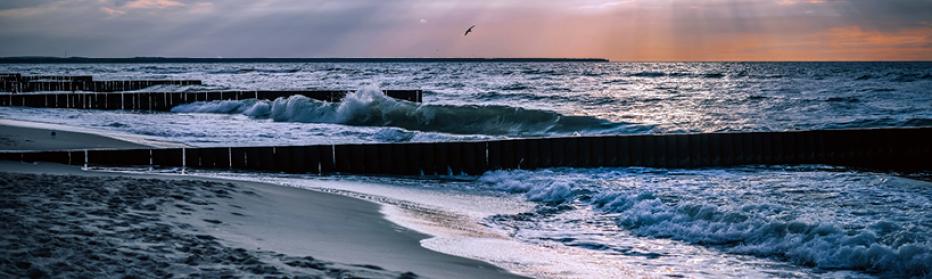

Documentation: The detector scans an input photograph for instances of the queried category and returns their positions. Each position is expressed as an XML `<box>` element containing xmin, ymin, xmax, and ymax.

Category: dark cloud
<box><xmin>0</xmin><ymin>0</ymin><xmax>928</xmax><ymax>59</ymax></box>
<box><xmin>835</xmin><ymin>0</ymin><xmax>932</xmax><ymax>31</ymax></box>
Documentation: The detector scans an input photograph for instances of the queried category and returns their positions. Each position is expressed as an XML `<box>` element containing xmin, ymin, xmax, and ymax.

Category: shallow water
<box><xmin>5</xmin><ymin>62</ymin><xmax>932</xmax><ymax>277</ymax></box>
<box><xmin>478</xmin><ymin>166</ymin><xmax>931</xmax><ymax>278</ymax></box>
<box><xmin>156</xmin><ymin>166</ymin><xmax>931</xmax><ymax>278</ymax></box>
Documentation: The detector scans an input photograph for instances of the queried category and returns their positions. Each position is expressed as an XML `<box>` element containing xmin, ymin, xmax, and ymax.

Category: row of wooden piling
<box><xmin>0</xmin><ymin>74</ymin><xmax>93</xmax><ymax>82</ymax></box>
<box><xmin>0</xmin><ymin>73</ymin><xmax>202</xmax><ymax>93</ymax></box>
<box><xmin>1</xmin><ymin>80</ymin><xmax>202</xmax><ymax>93</ymax></box>
<box><xmin>0</xmin><ymin>90</ymin><xmax>423</xmax><ymax>110</ymax></box>
<box><xmin>2</xmin><ymin>127</ymin><xmax>929</xmax><ymax>175</ymax></box>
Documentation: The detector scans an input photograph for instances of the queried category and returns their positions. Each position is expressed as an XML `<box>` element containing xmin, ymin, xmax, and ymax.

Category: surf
<box><xmin>171</xmin><ymin>87</ymin><xmax>651</xmax><ymax>136</ymax></box>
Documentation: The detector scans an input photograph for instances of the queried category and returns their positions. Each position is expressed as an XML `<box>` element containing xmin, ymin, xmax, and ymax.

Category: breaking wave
<box><xmin>171</xmin><ymin>87</ymin><xmax>650</xmax><ymax>136</ymax></box>
<box><xmin>479</xmin><ymin>169</ymin><xmax>932</xmax><ymax>277</ymax></box>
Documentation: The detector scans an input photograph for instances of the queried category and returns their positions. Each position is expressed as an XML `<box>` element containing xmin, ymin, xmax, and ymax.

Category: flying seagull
<box><xmin>464</xmin><ymin>25</ymin><xmax>476</xmax><ymax>36</ymax></box>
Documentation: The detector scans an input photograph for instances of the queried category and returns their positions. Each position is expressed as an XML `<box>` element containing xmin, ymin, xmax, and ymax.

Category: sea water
<box><xmin>3</xmin><ymin>62</ymin><xmax>931</xmax><ymax>278</ymax></box>
<box><xmin>2</xmin><ymin>62</ymin><xmax>930</xmax><ymax>144</ymax></box>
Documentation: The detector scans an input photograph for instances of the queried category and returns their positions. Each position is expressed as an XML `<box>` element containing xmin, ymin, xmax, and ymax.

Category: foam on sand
<box><xmin>478</xmin><ymin>168</ymin><xmax>932</xmax><ymax>277</ymax></box>
<box><xmin>183</xmin><ymin>172</ymin><xmax>661</xmax><ymax>278</ymax></box>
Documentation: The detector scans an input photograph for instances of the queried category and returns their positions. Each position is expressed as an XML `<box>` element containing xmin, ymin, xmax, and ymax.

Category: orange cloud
<box><xmin>727</xmin><ymin>26</ymin><xmax>932</xmax><ymax>61</ymax></box>
<box><xmin>98</xmin><ymin>0</ymin><xmax>190</xmax><ymax>17</ymax></box>
<box><xmin>826</xmin><ymin>26</ymin><xmax>930</xmax><ymax>48</ymax></box>
<box><xmin>99</xmin><ymin>7</ymin><xmax>126</xmax><ymax>16</ymax></box>
<box><xmin>777</xmin><ymin>0</ymin><xmax>825</xmax><ymax>6</ymax></box>
<box><xmin>817</xmin><ymin>26</ymin><xmax>932</xmax><ymax>60</ymax></box>
<box><xmin>124</xmin><ymin>0</ymin><xmax>185</xmax><ymax>10</ymax></box>
<box><xmin>608</xmin><ymin>26</ymin><xmax>932</xmax><ymax>61</ymax></box>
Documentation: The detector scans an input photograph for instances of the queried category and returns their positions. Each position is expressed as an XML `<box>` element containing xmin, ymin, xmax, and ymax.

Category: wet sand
<box><xmin>0</xmin><ymin>119</ymin><xmax>524</xmax><ymax>278</ymax></box>
<box><xmin>0</xmin><ymin>119</ymin><xmax>150</xmax><ymax>150</ymax></box>
<box><xmin>0</xmin><ymin>162</ymin><xmax>522</xmax><ymax>278</ymax></box>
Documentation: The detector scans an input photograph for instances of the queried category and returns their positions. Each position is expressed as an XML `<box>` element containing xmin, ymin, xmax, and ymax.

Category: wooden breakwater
<box><xmin>0</xmin><ymin>90</ymin><xmax>423</xmax><ymax>110</ymax></box>
<box><xmin>1</xmin><ymin>74</ymin><xmax>202</xmax><ymax>93</ymax></box>
<box><xmin>2</xmin><ymin>127</ymin><xmax>929</xmax><ymax>175</ymax></box>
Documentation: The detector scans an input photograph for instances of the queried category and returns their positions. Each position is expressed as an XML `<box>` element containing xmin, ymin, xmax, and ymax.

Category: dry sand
<box><xmin>0</xmin><ymin>162</ymin><xmax>522</xmax><ymax>278</ymax></box>
<box><xmin>0</xmin><ymin>120</ymin><xmax>524</xmax><ymax>278</ymax></box>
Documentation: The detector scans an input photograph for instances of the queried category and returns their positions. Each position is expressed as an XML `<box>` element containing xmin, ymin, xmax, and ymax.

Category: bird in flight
<box><xmin>464</xmin><ymin>25</ymin><xmax>476</xmax><ymax>36</ymax></box>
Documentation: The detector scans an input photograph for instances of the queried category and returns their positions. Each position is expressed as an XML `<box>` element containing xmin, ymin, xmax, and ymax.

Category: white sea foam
<box><xmin>172</xmin><ymin>171</ymin><xmax>772</xmax><ymax>278</ymax></box>
<box><xmin>169</xmin><ymin>87</ymin><xmax>648</xmax><ymax>136</ymax></box>
<box><xmin>478</xmin><ymin>168</ymin><xmax>932</xmax><ymax>277</ymax></box>
<box><xmin>172</xmin><ymin>99</ymin><xmax>248</xmax><ymax>114</ymax></box>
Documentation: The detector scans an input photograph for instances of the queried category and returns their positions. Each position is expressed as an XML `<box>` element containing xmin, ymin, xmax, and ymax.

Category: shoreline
<box><xmin>0</xmin><ymin>120</ymin><xmax>525</xmax><ymax>278</ymax></box>
<box><xmin>0</xmin><ymin>118</ymin><xmax>185</xmax><ymax>150</ymax></box>
<box><xmin>0</xmin><ymin>161</ymin><xmax>524</xmax><ymax>278</ymax></box>
<box><xmin>206</xmin><ymin>172</ymin><xmax>651</xmax><ymax>278</ymax></box>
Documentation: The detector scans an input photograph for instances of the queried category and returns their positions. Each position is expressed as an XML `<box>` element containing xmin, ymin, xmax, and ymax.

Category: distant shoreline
<box><xmin>0</xmin><ymin>57</ymin><xmax>609</xmax><ymax>64</ymax></box>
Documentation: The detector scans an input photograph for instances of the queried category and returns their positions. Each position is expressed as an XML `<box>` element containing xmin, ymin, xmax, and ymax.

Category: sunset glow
<box><xmin>1</xmin><ymin>0</ymin><xmax>930</xmax><ymax>60</ymax></box>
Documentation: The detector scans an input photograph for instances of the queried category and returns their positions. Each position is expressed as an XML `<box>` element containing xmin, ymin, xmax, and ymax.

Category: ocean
<box><xmin>1</xmin><ymin>62</ymin><xmax>930</xmax><ymax>278</ymax></box>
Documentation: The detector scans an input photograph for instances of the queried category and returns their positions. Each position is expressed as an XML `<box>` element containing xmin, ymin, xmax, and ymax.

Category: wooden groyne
<box><xmin>0</xmin><ymin>74</ymin><xmax>421</xmax><ymax>104</ymax></box>
<box><xmin>2</xmin><ymin>79</ymin><xmax>202</xmax><ymax>93</ymax></box>
<box><xmin>1</xmin><ymin>74</ymin><xmax>202</xmax><ymax>93</ymax></box>
<box><xmin>2</xmin><ymin>127</ymin><xmax>929</xmax><ymax>175</ymax></box>
<box><xmin>0</xmin><ymin>90</ymin><xmax>423</xmax><ymax>110</ymax></box>
<box><xmin>9</xmin><ymin>75</ymin><xmax>93</xmax><ymax>82</ymax></box>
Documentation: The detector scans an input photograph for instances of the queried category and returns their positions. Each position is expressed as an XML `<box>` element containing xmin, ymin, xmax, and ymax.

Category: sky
<box><xmin>0</xmin><ymin>0</ymin><xmax>930</xmax><ymax>61</ymax></box>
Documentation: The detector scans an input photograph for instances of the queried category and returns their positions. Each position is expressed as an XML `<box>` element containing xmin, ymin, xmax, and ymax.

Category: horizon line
<box><xmin>0</xmin><ymin>57</ymin><xmax>609</xmax><ymax>63</ymax></box>
<box><xmin>0</xmin><ymin>56</ymin><xmax>930</xmax><ymax>63</ymax></box>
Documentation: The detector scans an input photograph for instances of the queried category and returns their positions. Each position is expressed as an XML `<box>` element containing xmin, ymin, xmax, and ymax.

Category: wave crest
<box><xmin>172</xmin><ymin>87</ymin><xmax>648</xmax><ymax>136</ymax></box>
<box><xmin>479</xmin><ymin>169</ymin><xmax>932</xmax><ymax>277</ymax></box>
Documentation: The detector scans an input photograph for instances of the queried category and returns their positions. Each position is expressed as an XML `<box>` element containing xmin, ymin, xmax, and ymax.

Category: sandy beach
<box><xmin>0</xmin><ymin>119</ymin><xmax>150</xmax><ymax>150</ymax></box>
<box><xmin>0</xmin><ymin>118</ymin><xmax>189</xmax><ymax>151</ymax></box>
<box><xmin>0</xmin><ymin>121</ymin><xmax>522</xmax><ymax>278</ymax></box>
